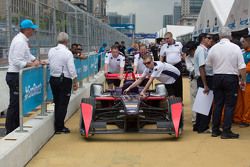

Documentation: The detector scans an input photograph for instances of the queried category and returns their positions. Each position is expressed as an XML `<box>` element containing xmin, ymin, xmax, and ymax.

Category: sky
<box><xmin>106</xmin><ymin>0</ymin><xmax>176</xmax><ymax>33</ymax></box>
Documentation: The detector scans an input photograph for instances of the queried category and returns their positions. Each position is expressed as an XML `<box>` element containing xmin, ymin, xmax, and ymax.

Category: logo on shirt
<box><xmin>117</xmin><ymin>59</ymin><xmax>120</xmax><ymax>61</ymax></box>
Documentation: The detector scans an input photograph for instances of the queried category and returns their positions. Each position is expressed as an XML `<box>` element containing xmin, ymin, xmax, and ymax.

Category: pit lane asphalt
<box><xmin>27</xmin><ymin>78</ymin><xmax>250</xmax><ymax>167</ymax></box>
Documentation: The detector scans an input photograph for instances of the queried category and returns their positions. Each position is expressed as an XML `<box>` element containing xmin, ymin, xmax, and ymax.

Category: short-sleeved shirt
<box><xmin>105</xmin><ymin>52</ymin><xmax>125</xmax><ymax>73</ymax></box>
<box><xmin>206</xmin><ymin>38</ymin><xmax>245</xmax><ymax>76</ymax></box>
<box><xmin>194</xmin><ymin>44</ymin><xmax>213</xmax><ymax>77</ymax></box>
<box><xmin>159</xmin><ymin>41</ymin><xmax>183</xmax><ymax>65</ymax></box>
<box><xmin>244</xmin><ymin>52</ymin><xmax>250</xmax><ymax>83</ymax></box>
<box><xmin>134</xmin><ymin>53</ymin><xmax>146</xmax><ymax>74</ymax></box>
<box><xmin>142</xmin><ymin>61</ymin><xmax>180</xmax><ymax>84</ymax></box>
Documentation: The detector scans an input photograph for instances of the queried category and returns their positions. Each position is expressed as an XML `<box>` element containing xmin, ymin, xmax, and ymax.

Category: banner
<box><xmin>110</xmin><ymin>24</ymin><xmax>135</xmax><ymax>30</ymax></box>
<box><xmin>21</xmin><ymin>66</ymin><xmax>44</xmax><ymax>115</ymax></box>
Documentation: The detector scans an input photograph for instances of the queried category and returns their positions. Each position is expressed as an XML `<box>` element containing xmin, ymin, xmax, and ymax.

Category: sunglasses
<box><xmin>143</xmin><ymin>61</ymin><xmax>151</xmax><ymax>65</ymax></box>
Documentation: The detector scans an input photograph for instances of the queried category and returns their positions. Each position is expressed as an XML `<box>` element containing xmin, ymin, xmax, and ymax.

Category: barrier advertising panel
<box><xmin>21</xmin><ymin>66</ymin><xmax>44</xmax><ymax>115</ymax></box>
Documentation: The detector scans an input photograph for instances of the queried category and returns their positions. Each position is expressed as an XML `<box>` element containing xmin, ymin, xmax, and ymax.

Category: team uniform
<box><xmin>134</xmin><ymin>53</ymin><xmax>148</xmax><ymax>86</ymax></box>
<box><xmin>105</xmin><ymin>52</ymin><xmax>125</xmax><ymax>87</ymax></box>
<box><xmin>193</xmin><ymin>44</ymin><xmax>213</xmax><ymax>133</ymax></box>
<box><xmin>142</xmin><ymin>61</ymin><xmax>180</xmax><ymax>96</ymax></box>
<box><xmin>160</xmin><ymin>41</ymin><xmax>183</xmax><ymax>98</ymax></box>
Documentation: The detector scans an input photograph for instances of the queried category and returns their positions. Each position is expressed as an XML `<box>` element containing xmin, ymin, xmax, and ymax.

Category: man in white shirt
<box><xmin>104</xmin><ymin>45</ymin><xmax>125</xmax><ymax>89</ymax></box>
<box><xmin>5</xmin><ymin>19</ymin><xmax>40</xmax><ymax>134</ymax></box>
<box><xmin>124</xmin><ymin>54</ymin><xmax>180</xmax><ymax>97</ymax></box>
<box><xmin>193</xmin><ymin>33</ymin><xmax>213</xmax><ymax>133</ymax></box>
<box><xmin>133</xmin><ymin>45</ymin><xmax>148</xmax><ymax>86</ymax></box>
<box><xmin>206</xmin><ymin>27</ymin><xmax>246</xmax><ymax>139</ymax></box>
<box><xmin>160</xmin><ymin>32</ymin><xmax>183</xmax><ymax>99</ymax></box>
<box><xmin>48</xmin><ymin>32</ymin><xmax>78</xmax><ymax>134</ymax></box>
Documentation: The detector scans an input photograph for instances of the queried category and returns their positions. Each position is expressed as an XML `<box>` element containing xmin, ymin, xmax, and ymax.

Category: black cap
<box><xmin>182</xmin><ymin>41</ymin><xmax>197</xmax><ymax>54</ymax></box>
<box><xmin>198</xmin><ymin>33</ymin><xmax>207</xmax><ymax>44</ymax></box>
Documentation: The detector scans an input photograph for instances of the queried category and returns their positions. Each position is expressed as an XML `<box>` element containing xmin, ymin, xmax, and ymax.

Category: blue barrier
<box><xmin>21</xmin><ymin>66</ymin><xmax>44</xmax><ymax>115</ymax></box>
<box><xmin>74</xmin><ymin>59</ymin><xmax>84</xmax><ymax>81</ymax></box>
<box><xmin>82</xmin><ymin>58</ymin><xmax>89</xmax><ymax>79</ymax></box>
<box><xmin>18</xmin><ymin>53</ymin><xmax>102</xmax><ymax>132</ymax></box>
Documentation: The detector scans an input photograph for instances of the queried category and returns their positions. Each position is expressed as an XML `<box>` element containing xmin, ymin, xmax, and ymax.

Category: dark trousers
<box><xmin>5</xmin><ymin>72</ymin><xmax>19</xmax><ymax>134</ymax></box>
<box><xmin>212</xmin><ymin>74</ymin><xmax>238</xmax><ymax>132</ymax></box>
<box><xmin>50</xmin><ymin>76</ymin><xmax>72</xmax><ymax>131</ymax></box>
<box><xmin>195</xmin><ymin>76</ymin><xmax>213</xmax><ymax>132</ymax></box>
<box><xmin>173</xmin><ymin>62</ymin><xmax>183</xmax><ymax>99</ymax></box>
<box><xmin>165</xmin><ymin>83</ymin><xmax>176</xmax><ymax>96</ymax></box>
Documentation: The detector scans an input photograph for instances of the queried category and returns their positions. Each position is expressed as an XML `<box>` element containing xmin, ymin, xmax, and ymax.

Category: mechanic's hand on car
<box><xmin>123</xmin><ymin>88</ymin><xmax>130</xmax><ymax>94</ymax></box>
<box><xmin>140</xmin><ymin>91</ymin><xmax>147</xmax><ymax>98</ymax></box>
<box><xmin>119</xmin><ymin>74</ymin><xmax>123</xmax><ymax>80</ymax></box>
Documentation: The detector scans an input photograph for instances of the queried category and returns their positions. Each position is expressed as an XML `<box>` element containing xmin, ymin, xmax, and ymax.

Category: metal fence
<box><xmin>0</xmin><ymin>0</ymin><xmax>132</xmax><ymax>65</ymax></box>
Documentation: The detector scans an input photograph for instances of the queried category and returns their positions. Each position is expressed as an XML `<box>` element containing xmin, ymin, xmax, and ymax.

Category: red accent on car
<box><xmin>95</xmin><ymin>97</ymin><xmax>119</xmax><ymax>101</ymax></box>
<box><xmin>81</xmin><ymin>103</ymin><xmax>93</xmax><ymax>138</ymax></box>
<box><xmin>171</xmin><ymin>103</ymin><xmax>182</xmax><ymax>137</ymax></box>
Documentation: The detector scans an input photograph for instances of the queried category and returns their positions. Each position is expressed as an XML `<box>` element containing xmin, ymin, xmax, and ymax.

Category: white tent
<box><xmin>226</xmin><ymin>0</ymin><xmax>249</xmax><ymax>31</ymax></box>
<box><xmin>193</xmin><ymin>0</ymin><xmax>234</xmax><ymax>36</ymax></box>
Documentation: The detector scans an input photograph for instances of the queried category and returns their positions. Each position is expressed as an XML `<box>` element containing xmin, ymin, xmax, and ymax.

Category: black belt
<box><xmin>7</xmin><ymin>72</ymin><xmax>19</xmax><ymax>75</ymax></box>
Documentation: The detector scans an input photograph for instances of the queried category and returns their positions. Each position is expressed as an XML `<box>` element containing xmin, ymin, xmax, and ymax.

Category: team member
<box><xmin>160</xmin><ymin>32</ymin><xmax>183</xmax><ymax>99</ymax></box>
<box><xmin>234</xmin><ymin>35</ymin><xmax>250</xmax><ymax>127</ymax></box>
<box><xmin>193</xmin><ymin>33</ymin><xmax>213</xmax><ymax>133</ymax></box>
<box><xmin>48</xmin><ymin>32</ymin><xmax>78</xmax><ymax>134</ymax></box>
<box><xmin>133</xmin><ymin>45</ymin><xmax>148</xmax><ymax>86</ymax></box>
<box><xmin>5</xmin><ymin>19</ymin><xmax>40</xmax><ymax>134</ymax></box>
<box><xmin>104</xmin><ymin>45</ymin><xmax>125</xmax><ymax>89</ymax></box>
<box><xmin>124</xmin><ymin>54</ymin><xmax>180</xmax><ymax>98</ymax></box>
<box><xmin>183</xmin><ymin>41</ymin><xmax>198</xmax><ymax>124</ymax></box>
<box><xmin>206</xmin><ymin>27</ymin><xmax>246</xmax><ymax>139</ymax></box>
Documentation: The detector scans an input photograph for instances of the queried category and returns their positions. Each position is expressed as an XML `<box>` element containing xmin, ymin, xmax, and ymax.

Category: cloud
<box><xmin>107</xmin><ymin>0</ymin><xmax>175</xmax><ymax>33</ymax></box>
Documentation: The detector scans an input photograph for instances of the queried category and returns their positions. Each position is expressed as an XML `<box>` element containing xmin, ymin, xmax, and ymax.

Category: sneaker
<box><xmin>221</xmin><ymin>131</ymin><xmax>239</xmax><ymax>139</ymax></box>
<box><xmin>239</xmin><ymin>122</ymin><xmax>249</xmax><ymax>128</ymax></box>
<box><xmin>211</xmin><ymin>130</ymin><xmax>222</xmax><ymax>137</ymax></box>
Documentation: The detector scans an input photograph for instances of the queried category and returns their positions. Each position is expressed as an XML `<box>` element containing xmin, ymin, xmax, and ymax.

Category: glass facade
<box><xmin>189</xmin><ymin>0</ymin><xmax>204</xmax><ymax>15</ymax></box>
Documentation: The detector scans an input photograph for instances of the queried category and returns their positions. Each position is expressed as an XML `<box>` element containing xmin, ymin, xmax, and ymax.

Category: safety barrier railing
<box><xmin>16</xmin><ymin>52</ymin><xmax>107</xmax><ymax>132</ymax></box>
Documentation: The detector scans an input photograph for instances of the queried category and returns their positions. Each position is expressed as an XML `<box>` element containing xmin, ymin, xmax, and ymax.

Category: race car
<box><xmin>80</xmin><ymin>74</ymin><xmax>183</xmax><ymax>139</ymax></box>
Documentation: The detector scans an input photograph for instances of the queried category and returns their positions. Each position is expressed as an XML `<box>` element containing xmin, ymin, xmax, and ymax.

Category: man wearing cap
<box><xmin>193</xmin><ymin>33</ymin><xmax>213</xmax><ymax>133</ymax></box>
<box><xmin>5</xmin><ymin>19</ymin><xmax>40</xmax><ymax>134</ymax></box>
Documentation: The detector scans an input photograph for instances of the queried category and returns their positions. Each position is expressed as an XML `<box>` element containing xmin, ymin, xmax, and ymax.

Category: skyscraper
<box><xmin>163</xmin><ymin>15</ymin><xmax>173</xmax><ymax>27</ymax></box>
<box><xmin>180</xmin><ymin>0</ymin><xmax>204</xmax><ymax>26</ymax></box>
<box><xmin>173</xmin><ymin>2</ymin><xmax>181</xmax><ymax>25</ymax></box>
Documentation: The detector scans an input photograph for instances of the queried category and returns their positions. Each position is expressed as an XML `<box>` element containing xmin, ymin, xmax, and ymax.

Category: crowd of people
<box><xmin>4</xmin><ymin>19</ymin><xmax>250</xmax><ymax>140</ymax></box>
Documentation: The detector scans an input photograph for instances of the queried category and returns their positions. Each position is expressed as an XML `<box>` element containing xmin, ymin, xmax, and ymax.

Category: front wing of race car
<box><xmin>80</xmin><ymin>87</ymin><xmax>183</xmax><ymax>138</ymax></box>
